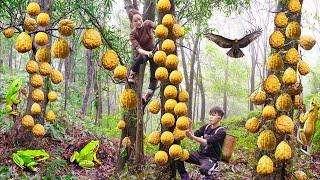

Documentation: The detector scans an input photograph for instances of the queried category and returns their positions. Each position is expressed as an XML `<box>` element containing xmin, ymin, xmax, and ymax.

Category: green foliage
<box><xmin>90</xmin><ymin>112</ymin><xmax>122</xmax><ymax>138</ymax></box>
<box><xmin>0</xmin><ymin>166</ymin><xmax>12</xmax><ymax>179</ymax></box>
<box><xmin>42</xmin><ymin>159</ymin><xmax>68</xmax><ymax>180</ymax></box>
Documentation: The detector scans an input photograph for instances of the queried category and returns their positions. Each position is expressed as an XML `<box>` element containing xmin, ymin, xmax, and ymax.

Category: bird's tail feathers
<box><xmin>227</xmin><ymin>48</ymin><xmax>244</xmax><ymax>58</ymax></box>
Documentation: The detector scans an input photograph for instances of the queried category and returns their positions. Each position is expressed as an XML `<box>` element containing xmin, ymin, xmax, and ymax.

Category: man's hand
<box><xmin>147</xmin><ymin>51</ymin><xmax>153</xmax><ymax>58</ymax></box>
<box><xmin>185</xmin><ymin>130</ymin><xmax>194</xmax><ymax>140</ymax></box>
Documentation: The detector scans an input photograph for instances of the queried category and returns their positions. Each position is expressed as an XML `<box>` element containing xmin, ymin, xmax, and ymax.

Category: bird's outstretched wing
<box><xmin>238</xmin><ymin>27</ymin><xmax>262</xmax><ymax>48</ymax></box>
<box><xmin>204</xmin><ymin>33</ymin><xmax>233</xmax><ymax>48</ymax></box>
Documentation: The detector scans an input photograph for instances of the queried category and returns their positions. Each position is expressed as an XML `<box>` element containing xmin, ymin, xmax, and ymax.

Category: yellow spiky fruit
<box><xmin>285</xmin><ymin>21</ymin><xmax>301</xmax><ymax>39</ymax></box>
<box><xmin>178</xmin><ymin>90</ymin><xmax>189</xmax><ymax>102</ymax></box>
<box><xmin>155</xmin><ymin>24</ymin><xmax>168</xmax><ymax>39</ymax></box>
<box><xmin>101</xmin><ymin>50</ymin><xmax>120</xmax><ymax>70</ymax></box>
<box><xmin>15</xmin><ymin>32</ymin><xmax>32</xmax><ymax>53</ymax></box>
<box><xmin>173</xmin><ymin>128</ymin><xmax>186</xmax><ymax>141</ymax></box>
<box><xmin>82</xmin><ymin>29</ymin><xmax>102</xmax><ymax>49</ymax></box>
<box><xmin>52</xmin><ymin>39</ymin><xmax>70</xmax><ymax>59</ymax></box>
<box><xmin>294</xmin><ymin>171</ymin><xmax>307</xmax><ymax>180</ymax></box>
<box><xmin>148</xmin><ymin>99</ymin><xmax>160</xmax><ymax>114</ymax></box>
<box><xmin>30</xmin><ymin>74</ymin><xmax>44</xmax><ymax>88</ymax></box>
<box><xmin>155</xmin><ymin>67</ymin><xmax>169</xmax><ymax>81</ymax></box>
<box><xmin>245</xmin><ymin>117</ymin><xmax>261</xmax><ymax>133</ymax></box>
<box><xmin>288</xmin><ymin>0</ymin><xmax>301</xmax><ymax>13</ymax></box>
<box><xmin>298</xmin><ymin>60</ymin><xmax>310</xmax><ymax>76</ymax></box>
<box><xmin>24</xmin><ymin>17</ymin><xmax>37</xmax><ymax>32</ymax></box>
<box><xmin>31</xmin><ymin>89</ymin><xmax>44</xmax><ymax>102</ymax></box>
<box><xmin>267</xmin><ymin>53</ymin><xmax>283</xmax><ymax>71</ymax></box>
<box><xmin>275</xmin><ymin>141</ymin><xmax>292</xmax><ymax>161</ymax></box>
<box><xmin>262</xmin><ymin>105</ymin><xmax>276</xmax><ymax>120</ymax></box>
<box><xmin>157</xmin><ymin>0</ymin><xmax>171</xmax><ymax>13</ymax></box>
<box><xmin>164</xmin><ymin>85</ymin><xmax>177</xmax><ymax>99</ymax></box>
<box><xmin>27</xmin><ymin>2</ymin><xmax>40</xmax><ymax>16</ymax></box>
<box><xmin>120</xmin><ymin>89</ymin><xmax>137</xmax><ymax>109</ymax></box>
<box><xmin>180</xmin><ymin>149</ymin><xmax>189</xmax><ymax>161</ymax></box>
<box><xmin>117</xmin><ymin>120</ymin><xmax>126</xmax><ymax>129</ymax></box>
<box><xmin>174</xmin><ymin>102</ymin><xmax>188</xmax><ymax>117</ymax></box>
<box><xmin>31</xmin><ymin>103</ymin><xmax>41</xmax><ymax>115</ymax></box>
<box><xmin>176</xmin><ymin>116</ymin><xmax>190</xmax><ymax>130</ymax></box>
<box><xmin>51</xmin><ymin>70</ymin><xmax>63</xmax><ymax>84</ymax></box>
<box><xmin>37</xmin><ymin>13</ymin><xmax>50</xmax><ymax>27</ymax></box>
<box><xmin>21</xmin><ymin>115</ymin><xmax>35</xmax><ymax>128</ymax></box>
<box><xmin>45</xmin><ymin>110</ymin><xmax>56</xmax><ymax>122</ymax></box>
<box><xmin>153</xmin><ymin>51</ymin><xmax>167</xmax><ymax>66</ymax></box>
<box><xmin>122</xmin><ymin>137</ymin><xmax>132</xmax><ymax>147</ymax></box>
<box><xmin>172</xmin><ymin>24</ymin><xmax>185</xmax><ymax>38</ymax></box>
<box><xmin>161</xmin><ymin>113</ymin><xmax>175</xmax><ymax>127</ymax></box>
<box><xmin>257</xmin><ymin>130</ymin><xmax>276</xmax><ymax>151</ymax></box>
<box><xmin>285</xmin><ymin>48</ymin><xmax>300</xmax><ymax>65</ymax></box>
<box><xmin>58</xmin><ymin>19</ymin><xmax>75</xmax><ymax>36</ymax></box>
<box><xmin>36</xmin><ymin>47</ymin><xmax>50</xmax><ymax>62</ymax></box>
<box><xmin>269</xmin><ymin>31</ymin><xmax>285</xmax><ymax>49</ymax></box>
<box><xmin>276</xmin><ymin>93</ymin><xmax>293</xmax><ymax>112</ymax></box>
<box><xmin>282</xmin><ymin>67</ymin><xmax>297</xmax><ymax>85</ymax></box>
<box><xmin>2</xmin><ymin>28</ymin><xmax>14</xmax><ymax>38</ymax></box>
<box><xmin>148</xmin><ymin>131</ymin><xmax>161</xmax><ymax>145</ymax></box>
<box><xmin>32</xmin><ymin>124</ymin><xmax>45</xmax><ymax>137</ymax></box>
<box><xmin>48</xmin><ymin>91</ymin><xmax>57</xmax><ymax>102</ymax></box>
<box><xmin>113</xmin><ymin>65</ymin><xmax>127</xmax><ymax>80</ymax></box>
<box><xmin>300</xmin><ymin>35</ymin><xmax>316</xmax><ymax>50</ymax></box>
<box><xmin>256</xmin><ymin>155</ymin><xmax>274</xmax><ymax>176</ymax></box>
<box><xmin>162</xmin><ymin>39</ymin><xmax>176</xmax><ymax>54</ymax></box>
<box><xmin>164</xmin><ymin>99</ymin><xmax>177</xmax><ymax>113</ymax></box>
<box><xmin>264</xmin><ymin>75</ymin><xmax>281</xmax><ymax>94</ymax></box>
<box><xmin>162</xmin><ymin>14</ymin><xmax>175</xmax><ymax>27</ymax></box>
<box><xmin>275</xmin><ymin>115</ymin><xmax>294</xmax><ymax>134</ymax></box>
<box><xmin>250</xmin><ymin>90</ymin><xmax>266</xmax><ymax>105</ymax></box>
<box><xmin>166</xmin><ymin>54</ymin><xmax>179</xmax><ymax>69</ymax></box>
<box><xmin>154</xmin><ymin>151</ymin><xmax>168</xmax><ymax>165</ymax></box>
<box><xmin>169</xmin><ymin>144</ymin><xmax>183</xmax><ymax>159</ymax></box>
<box><xmin>161</xmin><ymin>131</ymin><xmax>174</xmax><ymax>146</ymax></box>
<box><xmin>25</xmin><ymin>60</ymin><xmax>39</xmax><ymax>74</ymax></box>
<box><xmin>169</xmin><ymin>70</ymin><xmax>183</xmax><ymax>85</ymax></box>
<box><xmin>274</xmin><ymin>12</ymin><xmax>288</xmax><ymax>28</ymax></box>
<box><xmin>35</xmin><ymin>32</ymin><xmax>48</xmax><ymax>46</ymax></box>
<box><xmin>39</xmin><ymin>62</ymin><xmax>52</xmax><ymax>76</ymax></box>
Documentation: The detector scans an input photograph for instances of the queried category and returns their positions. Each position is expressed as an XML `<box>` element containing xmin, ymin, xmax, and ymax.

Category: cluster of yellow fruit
<box><xmin>101</xmin><ymin>49</ymin><xmax>127</xmax><ymax>80</ymax></box>
<box><xmin>248</xmin><ymin>0</ymin><xmax>311</xmax><ymax>178</ymax></box>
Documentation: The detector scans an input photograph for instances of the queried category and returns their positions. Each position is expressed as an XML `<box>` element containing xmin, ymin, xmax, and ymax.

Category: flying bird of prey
<box><xmin>204</xmin><ymin>27</ymin><xmax>262</xmax><ymax>58</ymax></box>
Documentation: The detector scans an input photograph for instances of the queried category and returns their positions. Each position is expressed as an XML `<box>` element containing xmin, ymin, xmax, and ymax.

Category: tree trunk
<box><xmin>249</xmin><ymin>43</ymin><xmax>257</xmax><ymax>111</ymax></box>
<box><xmin>58</xmin><ymin>59</ymin><xmax>64</xmax><ymax>72</ymax></box>
<box><xmin>193</xmin><ymin>62</ymin><xmax>199</xmax><ymax>121</ymax></box>
<box><xmin>8</xmin><ymin>43</ymin><xmax>13</xmax><ymax>70</ymax></box>
<box><xmin>106</xmin><ymin>76</ymin><xmax>111</xmax><ymax>115</ymax></box>
<box><xmin>223</xmin><ymin>57</ymin><xmax>229</xmax><ymax>118</ymax></box>
<box><xmin>93</xmin><ymin>63</ymin><xmax>102</xmax><ymax>125</ymax></box>
<box><xmin>179</xmin><ymin>39</ymin><xmax>189</xmax><ymax>90</ymax></box>
<box><xmin>0</xmin><ymin>38</ymin><xmax>3</xmax><ymax>73</ymax></box>
<box><xmin>81</xmin><ymin>50</ymin><xmax>94</xmax><ymax>116</ymax></box>
<box><xmin>197</xmin><ymin>55</ymin><xmax>205</xmax><ymax>122</ymax></box>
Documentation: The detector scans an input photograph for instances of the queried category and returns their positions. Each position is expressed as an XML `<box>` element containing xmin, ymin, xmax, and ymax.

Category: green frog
<box><xmin>12</xmin><ymin>149</ymin><xmax>49</xmax><ymax>171</ymax></box>
<box><xmin>70</xmin><ymin>140</ymin><xmax>101</xmax><ymax>168</ymax></box>
<box><xmin>2</xmin><ymin>79</ymin><xmax>22</xmax><ymax>115</ymax></box>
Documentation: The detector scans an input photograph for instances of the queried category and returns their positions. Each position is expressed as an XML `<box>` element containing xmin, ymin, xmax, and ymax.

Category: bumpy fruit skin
<box><xmin>117</xmin><ymin>120</ymin><xmax>126</xmax><ymax>129</ymax></box>
<box><xmin>32</xmin><ymin>124</ymin><xmax>46</xmax><ymax>137</ymax></box>
<box><xmin>257</xmin><ymin>130</ymin><xmax>276</xmax><ymax>151</ymax></box>
<box><xmin>148</xmin><ymin>131</ymin><xmax>161</xmax><ymax>145</ymax></box>
<box><xmin>262</xmin><ymin>105</ymin><xmax>276</xmax><ymax>120</ymax></box>
<box><xmin>161</xmin><ymin>113</ymin><xmax>175</xmax><ymax>127</ymax></box>
<box><xmin>169</xmin><ymin>144</ymin><xmax>183</xmax><ymax>159</ymax></box>
<box><xmin>166</xmin><ymin>54</ymin><xmax>179</xmax><ymax>69</ymax></box>
<box><xmin>15</xmin><ymin>32</ymin><xmax>32</xmax><ymax>53</ymax></box>
<box><xmin>180</xmin><ymin>149</ymin><xmax>189</xmax><ymax>161</ymax></box>
<box><xmin>31</xmin><ymin>103</ymin><xmax>41</xmax><ymax>115</ymax></box>
<box><xmin>3</xmin><ymin>28</ymin><xmax>14</xmax><ymax>38</ymax></box>
<box><xmin>250</xmin><ymin>90</ymin><xmax>266</xmax><ymax>105</ymax></box>
<box><xmin>285</xmin><ymin>21</ymin><xmax>301</xmax><ymax>39</ymax></box>
<box><xmin>162</xmin><ymin>14</ymin><xmax>175</xmax><ymax>27</ymax></box>
<box><xmin>21</xmin><ymin>115</ymin><xmax>35</xmax><ymax>128</ymax></box>
<box><xmin>39</xmin><ymin>62</ymin><xmax>52</xmax><ymax>76</ymax></box>
<box><xmin>82</xmin><ymin>29</ymin><xmax>102</xmax><ymax>49</ymax></box>
<box><xmin>267</xmin><ymin>53</ymin><xmax>283</xmax><ymax>71</ymax></box>
<box><xmin>35</xmin><ymin>32</ymin><xmax>48</xmax><ymax>46</ymax></box>
<box><xmin>178</xmin><ymin>90</ymin><xmax>189</xmax><ymax>102</ymax></box>
<box><xmin>276</xmin><ymin>93</ymin><xmax>293</xmax><ymax>112</ymax></box>
<box><xmin>31</xmin><ymin>89</ymin><xmax>44</xmax><ymax>102</ymax></box>
<box><xmin>275</xmin><ymin>141</ymin><xmax>292</xmax><ymax>161</ymax></box>
<box><xmin>155</xmin><ymin>67</ymin><xmax>169</xmax><ymax>81</ymax></box>
<box><xmin>298</xmin><ymin>60</ymin><xmax>310</xmax><ymax>76</ymax></box>
<box><xmin>45</xmin><ymin>110</ymin><xmax>56</xmax><ymax>122</ymax></box>
<box><xmin>48</xmin><ymin>91</ymin><xmax>57</xmax><ymax>102</ymax></box>
<box><xmin>52</xmin><ymin>39</ymin><xmax>70</xmax><ymax>59</ymax></box>
<box><xmin>30</xmin><ymin>74</ymin><xmax>44</xmax><ymax>88</ymax></box>
<box><xmin>169</xmin><ymin>70</ymin><xmax>183</xmax><ymax>85</ymax></box>
<box><xmin>285</xmin><ymin>48</ymin><xmax>300</xmax><ymax>65</ymax></box>
<box><xmin>58</xmin><ymin>19</ymin><xmax>75</xmax><ymax>36</ymax></box>
<box><xmin>113</xmin><ymin>65</ymin><xmax>127</xmax><ymax>80</ymax></box>
<box><xmin>156</xmin><ymin>0</ymin><xmax>171</xmax><ymax>13</ymax></box>
<box><xmin>161</xmin><ymin>131</ymin><xmax>174</xmax><ymax>146</ymax></box>
<box><xmin>164</xmin><ymin>85</ymin><xmax>177</xmax><ymax>99</ymax></box>
<box><xmin>37</xmin><ymin>13</ymin><xmax>51</xmax><ymax>27</ymax></box>
<box><xmin>162</xmin><ymin>39</ymin><xmax>176</xmax><ymax>54</ymax></box>
<box><xmin>120</xmin><ymin>89</ymin><xmax>137</xmax><ymax>109</ymax></box>
<box><xmin>155</xmin><ymin>24</ymin><xmax>169</xmax><ymax>39</ymax></box>
<box><xmin>101</xmin><ymin>50</ymin><xmax>120</xmax><ymax>70</ymax></box>
<box><xmin>288</xmin><ymin>0</ymin><xmax>301</xmax><ymax>14</ymax></box>
<box><xmin>25</xmin><ymin>60</ymin><xmax>39</xmax><ymax>74</ymax></box>
<box><xmin>172</xmin><ymin>24</ymin><xmax>185</xmax><ymax>38</ymax></box>
<box><xmin>122</xmin><ymin>137</ymin><xmax>132</xmax><ymax>147</ymax></box>
<box><xmin>24</xmin><ymin>18</ymin><xmax>37</xmax><ymax>32</ymax></box>
<box><xmin>36</xmin><ymin>47</ymin><xmax>50</xmax><ymax>62</ymax></box>
<box><xmin>274</xmin><ymin>12</ymin><xmax>288</xmax><ymax>28</ymax></box>
<box><xmin>153</xmin><ymin>51</ymin><xmax>167</xmax><ymax>65</ymax></box>
<box><xmin>300</xmin><ymin>35</ymin><xmax>316</xmax><ymax>50</ymax></box>
<box><xmin>282</xmin><ymin>67</ymin><xmax>297</xmax><ymax>85</ymax></box>
<box><xmin>164</xmin><ymin>99</ymin><xmax>177</xmax><ymax>113</ymax></box>
<box><xmin>269</xmin><ymin>31</ymin><xmax>285</xmax><ymax>49</ymax></box>
<box><xmin>174</xmin><ymin>102</ymin><xmax>188</xmax><ymax>117</ymax></box>
<box><xmin>245</xmin><ymin>117</ymin><xmax>261</xmax><ymax>133</ymax></box>
<box><xmin>176</xmin><ymin>116</ymin><xmax>190</xmax><ymax>130</ymax></box>
<box><xmin>27</xmin><ymin>2</ymin><xmax>40</xmax><ymax>16</ymax></box>
<box><xmin>294</xmin><ymin>171</ymin><xmax>307</xmax><ymax>180</ymax></box>
<box><xmin>51</xmin><ymin>70</ymin><xmax>63</xmax><ymax>84</ymax></box>
<box><xmin>256</xmin><ymin>155</ymin><xmax>274</xmax><ymax>176</ymax></box>
<box><xmin>148</xmin><ymin>100</ymin><xmax>160</xmax><ymax>114</ymax></box>
<box><xmin>154</xmin><ymin>151</ymin><xmax>168</xmax><ymax>165</ymax></box>
<box><xmin>264</xmin><ymin>75</ymin><xmax>281</xmax><ymax>94</ymax></box>
<box><xmin>275</xmin><ymin>115</ymin><xmax>294</xmax><ymax>134</ymax></box>
<box><xmin>173</xmin><ymin>128</ymin><xmax>186</xmax><ymax>140</ymax></box>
